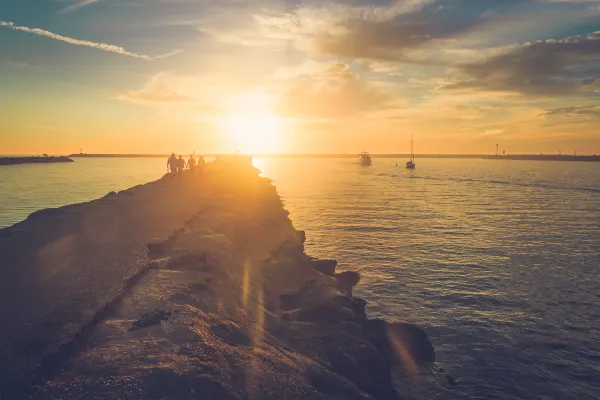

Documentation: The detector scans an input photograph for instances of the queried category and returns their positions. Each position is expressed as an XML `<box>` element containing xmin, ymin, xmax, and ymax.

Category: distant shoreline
<box><xmin>67</xmin><ymin>153</ymin><xmax>600</xmax><ymax>162</ymax></box>
<box><xmin>0</xmin><ymin>156</ymin><xmax>74</xmax><ymax>166</ymax></box>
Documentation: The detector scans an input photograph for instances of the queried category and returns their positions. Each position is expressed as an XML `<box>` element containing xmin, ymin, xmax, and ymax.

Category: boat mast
<box><xmin>410</xmin><ymin>135</ymin><xmax>414</xmax><ymax>163</ymax></box>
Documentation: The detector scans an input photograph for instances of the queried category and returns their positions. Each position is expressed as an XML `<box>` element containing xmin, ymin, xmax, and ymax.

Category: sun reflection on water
<box><xmin>252</xmin><ymin>157</ymin><xmax>267</xmax><ymax>177</ymax></box>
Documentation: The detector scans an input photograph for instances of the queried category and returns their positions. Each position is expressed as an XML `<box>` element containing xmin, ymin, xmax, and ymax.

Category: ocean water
<box><xmin>1</xmin><ymin>157</ymin><xmax>599</xmax><ymax>399</ymax></box>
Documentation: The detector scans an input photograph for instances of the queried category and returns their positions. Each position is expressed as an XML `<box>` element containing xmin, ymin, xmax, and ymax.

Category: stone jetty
<box><xmin>0</xmin><ymin>156</ymin><xmax>74</xmax><ymax>166</ymax></box>
<box><xmin>0</xmin><ymin>156</ymin><xmax>435</xmax><ymax>399</ymax></box>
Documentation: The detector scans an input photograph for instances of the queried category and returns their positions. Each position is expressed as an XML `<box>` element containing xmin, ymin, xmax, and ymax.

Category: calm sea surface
<box><xmin>1</xmin><ymin>157</ymin><xmax>599</xmax><ymax>399</ymax></box>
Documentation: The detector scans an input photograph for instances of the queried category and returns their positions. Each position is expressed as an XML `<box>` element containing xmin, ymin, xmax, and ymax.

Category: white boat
<box><xmin>406</xmin><ymin>135</ymin><xmax>416</xmax><ymax>169</ymax></box>
<box><xmin>359</xmin><ymin>151</ymin><xmax>372</xmax><ymax>166</ymax></box>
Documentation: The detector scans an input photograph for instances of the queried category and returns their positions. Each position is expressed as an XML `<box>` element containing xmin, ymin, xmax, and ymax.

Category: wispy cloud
<box><xmin>2</xmin><ymin>59</ymin><xmax>34</xmax><ymax>68</ymax></box>
<box><xmin>541</xmin><ymin>105</ymin><xmax>600</xmax><ymax>118</ymax></box>
<box><xmin>0</xmin><ymin>21</ymin><xmax>158</xmax><ymax>60</ymax></box>
<box><xmin>153</xmin><ymin>49</ymin><xmax>184</xmax><ymax>59</ymax></box>
<box><xmin>115</xmin><ymin>73</ymin><xmax>211</xmax><ymax>108</ymax></box>
<box><xmin>58</xmin><ymin>0</ymin><xmax>103</xmax><ymax>14</ymax></box>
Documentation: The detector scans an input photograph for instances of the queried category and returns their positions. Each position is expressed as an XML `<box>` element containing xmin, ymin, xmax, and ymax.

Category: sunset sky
<box><xmin>2</xmin><ymin>0</ymin><xmax>600</xmax><ymax>155</ymax></box>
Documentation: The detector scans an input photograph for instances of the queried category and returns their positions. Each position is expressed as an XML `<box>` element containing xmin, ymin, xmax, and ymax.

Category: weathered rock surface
<box><xmin>0</xmin><ymin>157</ymin><xmax>435</xmax><ymax>399</ymax></box>
<box><xmin>0</xmin><ymin>163</ymin><xmax>220</xmax><ymax>398</ymax></box>
<box><xmin>129</xmin><ymin>309</ymin><xmax>173</xmax><ymax>331</ymax></box>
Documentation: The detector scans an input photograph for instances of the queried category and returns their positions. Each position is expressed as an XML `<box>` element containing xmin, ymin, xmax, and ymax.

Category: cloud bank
<box><xmin>256</xmin><ymin>0</ymin><xmax>486</xmax><ymax>62</ymax></box>
<box><xmin>446</xmin><ymin>31</ymin><xmax>600</xmax><ymax>96</ymax></box>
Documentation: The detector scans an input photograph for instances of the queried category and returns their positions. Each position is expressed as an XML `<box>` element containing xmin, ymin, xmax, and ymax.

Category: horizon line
<box><xmin>3</xmin><ymin>154</ymin><xmax>600</xmax><ymax>164</ymax></box>
<box><xmin>2</xmin><ymin>153</ymin><xmax>599</xmax><ymax>157</ymax></box>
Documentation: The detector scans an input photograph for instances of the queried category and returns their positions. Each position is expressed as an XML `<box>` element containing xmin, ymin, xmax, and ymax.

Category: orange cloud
<box><xmin>276</xmin><ymin>62</ymin><xmax>393</xmax><ymax>118</ymax></box>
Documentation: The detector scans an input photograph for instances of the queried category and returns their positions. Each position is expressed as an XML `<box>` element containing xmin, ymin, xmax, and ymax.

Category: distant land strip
<box><xmin>0</xmin><ymin>156</ymin><xmax>74</xmax><ymax>166</ymax></box>
<box><xmin>68</xmin><ymin>154</ymin><xmax>600</xmax><ymax>162</ymax></box>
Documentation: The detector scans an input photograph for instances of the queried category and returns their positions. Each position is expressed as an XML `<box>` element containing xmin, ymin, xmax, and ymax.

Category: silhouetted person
<box><xmin>197</xmin><ymin>155</ymin><xmax>206</xmax><ymax>170</ymax></box>
<box><xmin>177</xmin><ymin>155</ymin><xmax>185</xmax><ymax>173</ymax></box>
<box><xmin>167</xmin><ymin>153</ymin><xmax>178</xmax><ymax>174</ymax></box>
<box><xmin>187</xmin><ymin>155</ymin><xmax>196</xmax><ymax>171</ymax></box>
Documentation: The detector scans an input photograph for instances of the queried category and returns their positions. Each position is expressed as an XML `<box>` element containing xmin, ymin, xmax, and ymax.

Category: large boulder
<box><xmin>334</xmin><ymin>271</ymin><xmax>361</xmax><ymax>296</ymax></box>
<box><xmin>309</xmin><ymin>260</ymin><xmax>337</xmax><ymax>276</ymax></box>
<box><xmin>363</xmin><ymin>319</ymin><xmax>435</xmax><ymax>371</ymax></box>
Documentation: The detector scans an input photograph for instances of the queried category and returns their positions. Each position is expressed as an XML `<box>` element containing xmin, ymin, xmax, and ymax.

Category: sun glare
<box><xmin>222</xmin><ymin>112</ymin><xmax>283</xmax><ymax>154</ymax></box>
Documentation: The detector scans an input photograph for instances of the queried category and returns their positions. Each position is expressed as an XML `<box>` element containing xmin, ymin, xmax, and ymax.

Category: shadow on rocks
<box><xmin>210</xmin><ymin>321</ymin><xmax>252</xmax><ymax>347</ymax></box>
<box><xmin>144</xmin><ymin>369</ymin><xmax>240</xmax><ymax>400</ymax></box>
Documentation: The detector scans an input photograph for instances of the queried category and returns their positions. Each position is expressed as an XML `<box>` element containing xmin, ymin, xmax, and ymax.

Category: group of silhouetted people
<box><xmin>167</xmin><ymin>153</ymin><xmax>205</xmax><ymax>175</ymax></box>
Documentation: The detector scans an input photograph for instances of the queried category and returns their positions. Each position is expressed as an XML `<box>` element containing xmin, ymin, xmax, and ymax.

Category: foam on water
<box><xmin>1</xmin><ymin>157</ymin><xmax>599</xmax><ymax>399</ymax></box>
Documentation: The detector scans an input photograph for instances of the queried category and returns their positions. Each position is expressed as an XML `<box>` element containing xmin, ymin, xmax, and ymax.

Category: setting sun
<box><xmin>222</xmin><ymin>112</ymin><xmax>284</xmax><ymax>154</ymax></box>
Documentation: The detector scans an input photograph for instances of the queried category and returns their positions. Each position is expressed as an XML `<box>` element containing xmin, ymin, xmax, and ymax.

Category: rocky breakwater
<box><xmin>1</xmin><ymin>157</ymin><xmax>436</xmax><ymax>399</ymax></box>
<box><xmin>0</xmin><ymin>156</ymin><xmax>74</xmax><ymax>166</ymax></box>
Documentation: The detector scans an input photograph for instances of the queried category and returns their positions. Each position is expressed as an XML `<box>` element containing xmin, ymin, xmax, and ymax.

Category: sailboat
<box><xmin>406</xmin><ymin>135</ymin><xmax>416</xmax><ymax>169</ymax></box>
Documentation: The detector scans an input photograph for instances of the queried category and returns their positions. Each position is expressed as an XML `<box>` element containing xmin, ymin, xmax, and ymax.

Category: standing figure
<box><xmin>177</xmin><ymin>155</ymin><xmax>185</xmax><ymax>173</ymax></box>
<box><xmin>197</xmin><ymin>155</ymin><xmax>206</xmax><ymax>170</ymax></box>
<box><xmin>167</xmin><ymin>153</ymin><xmax>178</xmax><ymax>174</ymax></box>
<box><xmin>187</xmin><ymin>155</ymin><xmax>196</xmax><ymax>171</ymax></box>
